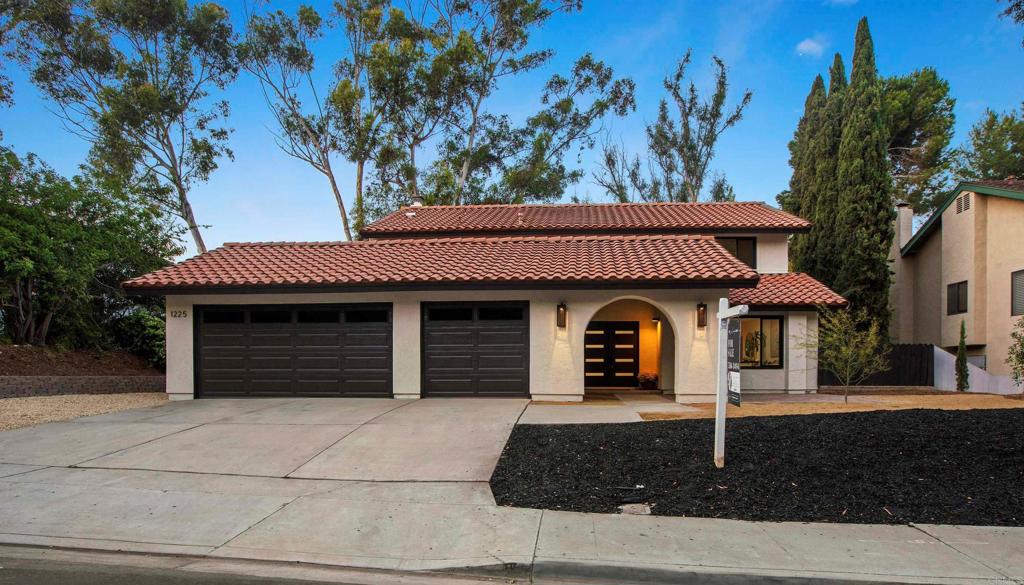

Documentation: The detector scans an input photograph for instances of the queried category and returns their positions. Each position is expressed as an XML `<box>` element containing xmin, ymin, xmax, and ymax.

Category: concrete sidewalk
<box><xmin>0</xmin><ymin>466</ymin><xmax>1020</xmax><ymax>584</ymax></box>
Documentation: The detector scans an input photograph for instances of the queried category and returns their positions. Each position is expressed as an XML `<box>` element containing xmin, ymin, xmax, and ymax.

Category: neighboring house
<box><xmin>124</xmin><ymin>202</ymin><xmax>845</xmax><ymax>402</ymax></box>
<box><xmin>890</xmin><ymin>179</ymin><xmax>1024</xmax><ymax>390</ymax></box>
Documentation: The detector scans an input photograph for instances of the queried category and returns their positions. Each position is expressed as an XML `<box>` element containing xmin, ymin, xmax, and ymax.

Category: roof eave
<box><xmin>123</xmin><ymin>277</ymin><xmax>760</xmax><ymax>297</ymax></box>
<box><xmin>360</xmin><ymin>226</ymin><xmax>810</xmax><ymax>239</ymax></box>
<box><xmin>901</xmin><ymin>181</ymin><xmax>1024</xmax><ymax>256</ymax></box>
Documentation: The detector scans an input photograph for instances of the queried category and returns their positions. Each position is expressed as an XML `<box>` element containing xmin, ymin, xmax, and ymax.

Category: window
<box><xmin>947</xmin><ymin>281</ymin><xmax>968</xmax><ymax>315</ymax></box>
<box><xmin>1013</xmin><ymin>270</ymin><xmax>1024</xmax><ymax>316</ymax></box>
<box><xmin>250</xmin><ymin>309</ymin><xmax>292</xmax><ymax>324</ymax></box>
<box><xmin>715</xmin><ymin>237</ymin><xmax>756</xmax><ymax>268</ymax></box>
<box><xmin>428</xmin><ymin>306</ymin><xmax>473</xmax><ymax>321</ymax></box>
<box><xmin>203</xmin><ymin>310</ymin><xmax>244</xmax><ymax>324</ymax></box>
<box><xmin>297</xmin><ymin>309</ymin><xmax>339</xmax><ymax>324</ymax></box>
<box><xmin>345</xmin><ymin>309</ymin><xmax>389</xmax><ymax>323</ymax></box>
<box><xmin>739</xmin><ymin>316</ymin><xmax>783</xmax><ymax>368</ymax></box>
<box><xmin>479</xmin><ymin>306</ymin><xmax>524</xmax><ymax>321</ymax></box>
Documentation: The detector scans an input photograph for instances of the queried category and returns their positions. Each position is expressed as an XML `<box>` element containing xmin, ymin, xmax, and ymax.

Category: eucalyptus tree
<box><xmin>497</xmin><ymin>53</ymin><xmax>634</xmax><ymax>203</ymax></box>
<box><xmin>364</xmin><ymin>6</ymin><xmax>465</xmax><ymax>203</ymax></box>
<box><xmin>427</xmin><ymin>0</ymin><xmax>580</xmax><ymax>203</ymax></box>
<box><xmin>12</xmin><ymin>0</ymin><xmax>238</xmax><ymax>253</ymax></box>
<box><xmin>594</xmin><ymin>49</ymin><xmax>751</xmax><ymax>202</ymax></box>
<box><xmin>332</xmin><ymin>0</ymin><xmax>390</xmax><ymax>234</ymax></box>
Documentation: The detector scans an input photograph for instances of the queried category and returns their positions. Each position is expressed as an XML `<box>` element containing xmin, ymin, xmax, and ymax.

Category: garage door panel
<box><xmin>342</xmin><ymin>355</ymin><xmax>390</xmax><ymax>370</ymax></box>
<box><xmin>477</xmin><ymin>354</ymin><xmax>526</xmax><ymax>369</ymax></box>
<box><xmin>344</xmin><ymin>331</ymin><xmax>391</xmax><ymax>347</ymax></box>
<box><xmin>200</xmin><ymin>333</ymin><xmax>247</xmax><ymax>349</ymax></box>
<box><xmin>294</xmin><ymin>379</ymin><xmax>341</xmax><ymax>393</ymax></box>
<box><xmin>422</xmin><ymin>302</ymin><xmax>528</xmax><ymax>397</ymax></box>
<box><xmin>294</xmin><ymin>333</ymin><xmax>342</xmax><ymax>347</ymax></box>
<box><xmin>425</xmin><ymin>353</ymin><xmax>474</xmax><ymax>371</ymax></box>
<box><xmin>477</xmin><ymin>330</ymin><xmax>527</xmax><ymax>347</ymax></box>
<box><xmin>477</xmin><ymin>377</ymin><xmax>528</xmax><ymax>393</ymax></box>
<box><xmin>340</xmin><ymin>378</ymin><xmax>392</xmax><ymax>394</ymax></box>
<box><xmin>295</xmin><ymin>356</ymin><xmax>341</xmax><ymax>370</ymax></box>
<box><xmin>248</xmin><ymin>333</ymin><xmax>293</xmax><ymax>348</ymax></box>
<box><xmin>423</xmin><ymin>378</ymin><xmax>475</xmax><ymax>394</ymax></box>
<box><xmin>424</xmin><ymin>329</ymin><xmax>476</xmax><ymax>348</ymax></box>
<box><xmin>196</xmin><ymin>304</ymin><xmax>392</xmax><ymax>398</ymax></box>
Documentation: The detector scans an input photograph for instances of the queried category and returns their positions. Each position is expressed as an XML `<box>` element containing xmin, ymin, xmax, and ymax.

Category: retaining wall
<box><xmin>0</xmin><ymin>376</ymin><xmax>165</xmax><ymax>398</ymax></box>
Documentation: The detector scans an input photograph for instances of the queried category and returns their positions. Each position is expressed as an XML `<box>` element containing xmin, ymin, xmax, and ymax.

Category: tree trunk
<box><xmin>455</xmin><ymin>117</ymin><xmax>479</xmax><ymax>205</ymax></box>
<box><xmin>32</xmin><ymin>311</ymin><xmax>53</xmax><ymax>346</ymax></box>
<box><xmin>409</xmin><ymin>145</ymin><xmax>419</xmax><ymax>200</ymax></box>
<box><xmin>353</xmin><ymin>159</ymin><xmax>366</xmax><ymax>236</ymax></box>
<box><xmin>324</xmin><ymin>163</ymin><xmax>353</xmax><ymax>241</ymax></box>
<box><xmin>176</xmin><ymin>183</ymin><xmax>207</xmax><ymax>254</ymax></box>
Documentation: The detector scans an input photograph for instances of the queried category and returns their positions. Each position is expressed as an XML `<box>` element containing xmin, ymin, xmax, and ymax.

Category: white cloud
<box><xmin>795</xmin><ymin>36</ymin><xmax>827</xmax><ymax>58</ymax></box>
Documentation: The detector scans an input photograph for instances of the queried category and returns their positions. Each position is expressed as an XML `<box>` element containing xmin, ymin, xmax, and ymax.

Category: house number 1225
<box><xmin>170</xmin><ymin>310</ymin><xmax>189</xmax><ymax>319</ymax></box>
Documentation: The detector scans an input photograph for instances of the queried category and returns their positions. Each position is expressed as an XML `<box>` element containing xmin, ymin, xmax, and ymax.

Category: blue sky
<box><xmin>2</xmin><ymin>0</ymin><xmax>1022</xmax><ymax>256</ymax></box>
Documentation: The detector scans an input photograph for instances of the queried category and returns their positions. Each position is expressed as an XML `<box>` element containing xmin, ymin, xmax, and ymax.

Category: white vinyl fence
<box><xmin>933</xmin><ymin>346</ymin><xmax>1022</xmax><ymax>395</ymax></box>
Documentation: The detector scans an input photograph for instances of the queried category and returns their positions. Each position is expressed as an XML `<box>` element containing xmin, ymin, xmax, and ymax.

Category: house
<box><xmin>890</xmin><ymin>179</ymin><xmax>1024</xmax><ymax>391</ymax></box>
<box><xmin>123</xmin><ymin>202</ymin><xmax>846</xmax><ymax>402</ymax></box>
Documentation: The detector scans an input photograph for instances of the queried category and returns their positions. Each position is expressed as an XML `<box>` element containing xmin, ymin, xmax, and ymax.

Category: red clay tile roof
<box><xmin>124</xmin><ymin>234</ymin><xmax>760</xmax><ymax>293</ymax></box>
<box><xmin>361</xmin><ymin>202</ymin><xmax>810</xmax><ymax>238</ymax></box>
<box><xmin>729</xmin><ymin>273</ymin><xmax>846</xmax><ymax>308</ymax></box>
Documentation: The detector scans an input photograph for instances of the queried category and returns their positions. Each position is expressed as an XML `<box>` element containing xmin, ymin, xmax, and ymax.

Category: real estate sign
<box><xmin>727</xmin><ymin>318</ymin><xmax>741</xmax><ymax>406</ymax></box>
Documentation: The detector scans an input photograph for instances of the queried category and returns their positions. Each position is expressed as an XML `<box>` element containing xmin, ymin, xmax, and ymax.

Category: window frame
<box><xmin>1013</xmin><ymin>270</ymin><xmax>1024</xmax><ymax>317</ymax></box>
<box><xmin>738</xmin><ymin>315</ymin><xmax>784</xmax><ymax>370</ymax></box>
<box><xmin>947</xmin><ymin>280</ymin><xmax>968</xmax><ymax>315</ymax></box>
<box><xmin>715</xmin><ymin>237</ymin><xmax>757</xmax><ymax>269</ymax></box>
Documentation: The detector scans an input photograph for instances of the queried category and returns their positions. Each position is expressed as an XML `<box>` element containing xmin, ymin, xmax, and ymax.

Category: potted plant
<box><xmin>637</xmin><ymin>372</ymin><xmax>659</xmax><ymax>390</ymax></box>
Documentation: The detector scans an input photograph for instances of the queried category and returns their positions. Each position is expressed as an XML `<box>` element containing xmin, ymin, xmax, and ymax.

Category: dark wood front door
<box><xmin>584</xmin><ymin>321</ymin><xmax>639</xmax><ymax>387</ymax></box>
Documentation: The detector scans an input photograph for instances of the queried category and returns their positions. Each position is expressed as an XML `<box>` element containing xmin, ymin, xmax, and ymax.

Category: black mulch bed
<box><xmin>489</xmin><ymin>409</ymin><xmax>1024</xmax><ymax>526</ymax></box>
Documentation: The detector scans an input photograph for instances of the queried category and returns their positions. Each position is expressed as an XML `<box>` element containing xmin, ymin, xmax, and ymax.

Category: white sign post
<box><xmin>715</xmin><ymin>298</ymin><xmax>748</xmax><ymax>468</ymax></box>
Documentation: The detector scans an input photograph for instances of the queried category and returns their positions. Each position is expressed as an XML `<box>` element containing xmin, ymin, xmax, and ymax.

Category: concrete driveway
<box><xmin>0</xmin><ymin>398</ymin><xmax>528</xmax><ymax>481</ymax></box>
<box><xmin>0</xmin><ymin>396</ymin><xmax>1020</xmax><ymax>583</ymax></box>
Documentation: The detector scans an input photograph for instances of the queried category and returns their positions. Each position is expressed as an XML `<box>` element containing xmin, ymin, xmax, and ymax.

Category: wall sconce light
<box><xmin>651</xmin><ymin>315</ymin><xmax>661</xmax><ymax>324</ymax></box>
<box><xmin>556</xmin><ymin>302</ymin><xmax>567</xmax><ymax>328</ymax></box>
<box><xmin>696</xmin><ymin>302</ymin><xmax>707</xmax><ymax>328</ymax></box>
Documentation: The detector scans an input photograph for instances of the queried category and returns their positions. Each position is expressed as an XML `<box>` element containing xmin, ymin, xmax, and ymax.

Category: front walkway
<box><xmin>0</xmin><ymin>398</ymin><xmax>1020</xmax><ymax>583</ymax></box>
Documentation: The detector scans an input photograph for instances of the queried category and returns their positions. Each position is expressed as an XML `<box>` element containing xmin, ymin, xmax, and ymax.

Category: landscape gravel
<box><xmin>0</xmin><ymin>393</ymin><xmax>167</xmax><ymax>431</ymax></box>
<box><xmin>491</xmin><ymin>408</ymin><xmax>1024</xmax><ymax>526</ymax></box>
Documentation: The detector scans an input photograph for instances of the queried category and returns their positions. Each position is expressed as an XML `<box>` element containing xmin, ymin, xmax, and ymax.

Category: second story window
<box><xmin>716</xmin><ymin>237</ymin><xmax>756</xmax><ymax>269</ymax></box>
<box><xmin>947</xmin><ymin>281</ymin><xmax>968</xmax><ymax>315</ymax></box>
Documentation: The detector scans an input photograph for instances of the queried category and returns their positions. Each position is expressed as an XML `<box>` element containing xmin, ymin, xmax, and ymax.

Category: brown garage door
<box><xmin>422</xmin><ymin>302</ymin><xmax>529</xmax><ymax>397</ymax></box>
<box><xmin>195</xmin><ymin>304</ymin><xmax>392</xmax><ymax>398</ymax></box>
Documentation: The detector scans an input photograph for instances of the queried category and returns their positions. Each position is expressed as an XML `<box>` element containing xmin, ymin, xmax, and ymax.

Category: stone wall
<box><xmin>0</xmin><ymin>376</ymin><xmax>165</xmax><ymax>398</ymax></box>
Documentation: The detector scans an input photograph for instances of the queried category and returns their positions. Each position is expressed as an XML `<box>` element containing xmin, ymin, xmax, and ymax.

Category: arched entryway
<box><xmin>584</xmin><ymin>298</ymin><xmax>675</xmax><ymax>393</ymax></box>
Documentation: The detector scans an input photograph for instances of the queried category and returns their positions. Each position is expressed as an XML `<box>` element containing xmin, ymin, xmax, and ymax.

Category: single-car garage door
<box><xmin>196</xmin><ymin>304</ymin><xmax>392</xmax><ymax>397</ymax></box>
<box><xmin>422</xmin><ymin>302</ymin><xmax>529</xmax><ymax>397</ymax></box>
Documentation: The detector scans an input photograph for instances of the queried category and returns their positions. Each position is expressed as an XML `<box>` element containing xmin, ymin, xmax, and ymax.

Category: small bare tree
<box><xmin>804</xmin><ymin>307</ymin><xmax>890</xmax><ymax>403</ymax></box>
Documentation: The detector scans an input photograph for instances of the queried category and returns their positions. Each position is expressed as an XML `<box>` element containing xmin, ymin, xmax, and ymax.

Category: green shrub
<box><xmin>111</xmin><ymin>310</ymin><xmax>166</xmax><ymax>369</ymax></box>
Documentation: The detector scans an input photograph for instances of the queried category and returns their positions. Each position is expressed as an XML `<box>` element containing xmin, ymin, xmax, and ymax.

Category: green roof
<box><xmin>900</xmin><ymin>181</ymin><xmax>1024</xmax><ymax>256</ymax></box>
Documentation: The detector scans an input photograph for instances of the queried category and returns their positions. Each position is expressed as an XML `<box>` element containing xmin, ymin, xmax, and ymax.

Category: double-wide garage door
<box><xmin>421</xmin><ymin>302</ymin><xmax>530</xmax><ymax>397</ymax></box>
<box><xmin>196</xmin><ymin>304</ymin><xmax>393</xmax><ymax>398</ymax></box>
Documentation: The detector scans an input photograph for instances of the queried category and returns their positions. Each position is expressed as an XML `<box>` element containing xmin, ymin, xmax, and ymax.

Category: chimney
<box><xmin>410</xmin><ymin>193</ymin><xmax>424</xmax><ymax>207</ymax></box>
<box><xmin>895</xmin><ymin>202</ymin><xmax>914</xmax><ymax>248</ymax></box>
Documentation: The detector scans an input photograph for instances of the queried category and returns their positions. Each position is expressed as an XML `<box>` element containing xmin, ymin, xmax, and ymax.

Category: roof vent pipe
<box><xmin>410</xmin><ymin>193</ymin><xmax>424</xmax><ymax>207</ymax></box>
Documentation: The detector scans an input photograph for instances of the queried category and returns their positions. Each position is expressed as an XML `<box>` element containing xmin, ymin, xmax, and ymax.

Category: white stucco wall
<box><xmin>166</xmin><ymin>288</ymin><xmax>734</xmax><ymax>403</ymax></box>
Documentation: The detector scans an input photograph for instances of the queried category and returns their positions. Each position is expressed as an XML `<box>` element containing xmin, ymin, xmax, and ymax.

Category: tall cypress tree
<box><xmin>809</xmin><ymin>54</ymin><xmax>847</xmax><ymax>285</ymax></box>
<box><xmin>788</xmin><ymin>75</ymin><xmax>826</xmax><ymax>274</ymax></box>
<box><xmin>834</xmin><ymin>18</ymin><xmax>895</xmax><ymax>331</ymax></box>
